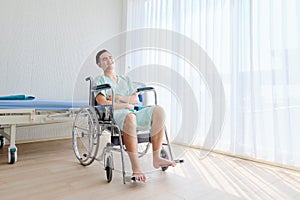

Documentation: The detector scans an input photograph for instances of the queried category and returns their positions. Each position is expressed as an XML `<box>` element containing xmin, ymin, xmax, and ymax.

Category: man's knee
<box><xmin>151</xmin><ymin>106</ymin><xmax>165</xmax><ymax>134</ymax></box>
<box><xmin>153</xmin><ymin>105</ymin><xmax>165</xmax><ymax>120</ymax></box>
<box><xmin>123</xmin><ymin>113</ymin><xmax>136</xmax><ymax>132</ymax></box>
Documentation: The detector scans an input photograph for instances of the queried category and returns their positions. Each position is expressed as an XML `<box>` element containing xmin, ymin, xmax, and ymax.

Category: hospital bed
<box><xmin>0</xmin><ymin>97</ymin><xmax>87</xmax><ymax>164</ymax></box>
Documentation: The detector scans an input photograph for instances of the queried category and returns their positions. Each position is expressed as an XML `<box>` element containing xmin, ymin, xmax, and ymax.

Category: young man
<box><xmin>95</xmin><ymin>49</ymin><xmax>176</xmax><ymax>182</ymax></box>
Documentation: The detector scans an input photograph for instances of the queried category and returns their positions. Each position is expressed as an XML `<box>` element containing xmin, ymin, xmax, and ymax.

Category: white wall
<box><xmin>0</xmin><ymin>0</ymin><xmax>124</xmax><ymax>100</ymax></box>
<box><xmin>0</xmin><ymin>0</ymin><xmax>124</xmax><ymax>142</ymax></box>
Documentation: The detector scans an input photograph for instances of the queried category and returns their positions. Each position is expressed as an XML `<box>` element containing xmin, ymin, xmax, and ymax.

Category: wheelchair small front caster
<box><xmin>160</xmin><ymin>148</ymin><xmax>169</xmax><ymax>171</ymax></box>
<box><xmin>105</xmin><ymin>155</ymin><xmax>113</xmax><ymax>183</ymax></box>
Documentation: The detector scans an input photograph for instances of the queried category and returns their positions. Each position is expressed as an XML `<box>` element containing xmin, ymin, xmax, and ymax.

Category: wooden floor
<box><xmin>0</xmin><ymin>139</ymin><xmax>300</xmax><ymax>200</ymax></box>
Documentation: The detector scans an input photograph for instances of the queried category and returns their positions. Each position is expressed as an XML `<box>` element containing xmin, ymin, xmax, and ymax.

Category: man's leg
<box><xmin>151</xmin><ymin>106</ymin><xmax>176</xmax><ymax>168</ymax></box>
<box><xmin>123</xmin><ymin>113</ymin><xmax>146</xmax><ymax>182</ymax></box>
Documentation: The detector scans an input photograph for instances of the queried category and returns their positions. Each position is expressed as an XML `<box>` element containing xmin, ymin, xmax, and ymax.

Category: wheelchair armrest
<box><xmin>92</xmin><ymin>84</ymin><xmax>112</xmax><ymax>91</ymax></box>
<box><xmin>136</xmin><ymin>86</ymin><xmax>157</xmax><ymax>105</ymax></box>
<box><xmin>136</xmin><ymin>87</ymin><xmax>154</xmax><ymax>93</ymax></box>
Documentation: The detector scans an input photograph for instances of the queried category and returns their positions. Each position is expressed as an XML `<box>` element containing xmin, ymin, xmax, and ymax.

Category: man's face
<box><xmin>98</xmin><ymin>52</ymin><xmax>114</xmax><ymax>70</ymax></box>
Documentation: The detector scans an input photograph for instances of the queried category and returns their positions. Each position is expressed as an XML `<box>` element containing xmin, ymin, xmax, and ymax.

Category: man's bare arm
<box><xmin>96</xmin><ymin>93</ymin><xmax>134</xmax><ymax>110</ymax></box>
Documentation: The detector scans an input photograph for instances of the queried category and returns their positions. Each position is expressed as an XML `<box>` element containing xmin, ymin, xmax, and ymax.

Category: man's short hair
<box><xmin>96</xmin><ymin>49</ymin><xmax>110</xmax><ymax>64</ymax></box>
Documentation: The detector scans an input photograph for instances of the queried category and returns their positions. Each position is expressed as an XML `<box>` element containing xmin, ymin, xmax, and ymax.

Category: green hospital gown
<box><xmin>95</xmin><ymin>75</ymin><xmax>155</xmax><ymax>131</ymax></box>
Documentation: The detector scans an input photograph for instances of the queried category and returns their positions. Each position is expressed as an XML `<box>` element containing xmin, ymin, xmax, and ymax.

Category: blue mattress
<box><xmin>0</xmin><ymin>99</ymin><xmax>88</xmax><ymax>110</ymax></box>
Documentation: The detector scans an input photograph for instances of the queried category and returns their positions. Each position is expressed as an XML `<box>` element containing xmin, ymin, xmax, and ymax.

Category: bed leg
<box><xmin>0</xmin><ymin>128</ymin><xmax>5</xmax><ymax>148</ymax></box>
<box><xmin>8</xmin><ymin>124</ymin><xmax>17</xmax><ymax>164</ymax></box>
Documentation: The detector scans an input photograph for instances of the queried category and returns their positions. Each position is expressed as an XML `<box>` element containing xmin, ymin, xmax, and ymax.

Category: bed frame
<box><xmin>0</xmin><ymin>100</ymin><xmax>87</xmax><ymax>164</ymax></box>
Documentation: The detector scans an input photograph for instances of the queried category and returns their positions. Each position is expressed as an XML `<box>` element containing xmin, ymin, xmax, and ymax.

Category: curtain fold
<box><xmin>125</xmin><ymin>0</ymin><xmax>300</xmax><ymax>168</ymax></box>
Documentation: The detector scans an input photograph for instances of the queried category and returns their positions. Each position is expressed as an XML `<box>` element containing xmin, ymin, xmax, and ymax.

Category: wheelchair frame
<box><xmin>72</xmin><ymin>76</ymin><xmax>181</xmax><ymax>184</ymax></box>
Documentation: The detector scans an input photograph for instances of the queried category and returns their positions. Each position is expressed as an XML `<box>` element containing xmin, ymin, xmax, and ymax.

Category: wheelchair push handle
<box><xmin>85</xmin><ymin>76</ymin><xmax>92</xmax><ymax>82</ymax></box>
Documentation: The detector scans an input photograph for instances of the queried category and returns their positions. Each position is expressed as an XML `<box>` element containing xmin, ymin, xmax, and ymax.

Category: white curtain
<box><xmin>124</xmin><ymin>0</ymin><xmax>300</xmax><ymax>168</ymax></box>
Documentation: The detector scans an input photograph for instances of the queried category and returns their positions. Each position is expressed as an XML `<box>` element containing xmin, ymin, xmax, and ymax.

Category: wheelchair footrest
<box><xmin>174</xmin><ymin>159</ymin><xmax>184</xmax><ymax>163</ymax></box>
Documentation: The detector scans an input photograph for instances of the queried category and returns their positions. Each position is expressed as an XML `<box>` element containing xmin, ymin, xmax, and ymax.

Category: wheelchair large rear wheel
<box><xmin>72</xmin><ymin>106</ymin><xmax>100</xmax><ymax>166</ymax></box>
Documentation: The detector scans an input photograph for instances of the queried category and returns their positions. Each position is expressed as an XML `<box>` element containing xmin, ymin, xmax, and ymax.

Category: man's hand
<box><xmin>126</xmin><ymin>104</ymin><xmax>134</xmax><ymax>110</ymax></box>
<box><xmin>107</xmin><ymin>94</ymin><xmax>112</xmax><ymax>101</ymax></box>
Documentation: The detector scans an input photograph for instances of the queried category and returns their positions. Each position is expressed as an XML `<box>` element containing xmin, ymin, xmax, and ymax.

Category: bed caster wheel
<box><xmin>105</xmin><ymin>155</ymin><xmax>113</xmax><ymax>183</ymax></box>
<box><xmin>0</xmin><ymin>136</ymin><xmax>5</xmax><ymax>148</ymax></box>
<box><xmin>8</xmin><ymin>147</ymin><xmax>17</xmax><ymax>164</ymax></box>
<box><xmin>160</xmin><ymin>148</ymin><xmax>169</xmax><ymax>171</ymax></box>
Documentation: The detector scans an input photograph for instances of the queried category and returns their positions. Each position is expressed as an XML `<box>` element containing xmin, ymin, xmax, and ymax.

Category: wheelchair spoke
<box><xmin>73</xmin><ymin>125</ymin><xmax>90</xmax><ymax>133</ymax></box>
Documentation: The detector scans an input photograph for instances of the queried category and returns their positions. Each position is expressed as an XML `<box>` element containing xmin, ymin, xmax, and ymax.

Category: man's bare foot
<box><xmin>132</xmin><ymin>171</ymin><xmax>147</xmax><ymax>182</ymax></box>
<box><xmin>153</xmin><ymin>157</ymin><xmax>176</xmax><ymax>169</ymax></box>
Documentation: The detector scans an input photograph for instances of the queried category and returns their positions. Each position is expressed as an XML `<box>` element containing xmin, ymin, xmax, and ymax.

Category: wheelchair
<box><xmin>72</xmin><ymin>76</ymin><xmax>183</xmax><ymax>184</ymax></box>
